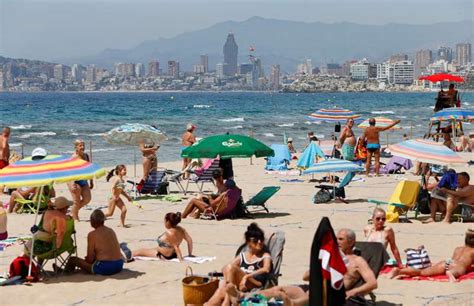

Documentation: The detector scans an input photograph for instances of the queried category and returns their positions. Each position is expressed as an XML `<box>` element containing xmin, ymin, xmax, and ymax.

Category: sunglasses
<box><xmin>249</xmin><ymin>238</ymin><xmax>263</xmax><ymax>243</ymax></box>
<box><xmin>375</xmin><ymin>217</ymin><xmax>386</xmax><ymax>221</ymax></box>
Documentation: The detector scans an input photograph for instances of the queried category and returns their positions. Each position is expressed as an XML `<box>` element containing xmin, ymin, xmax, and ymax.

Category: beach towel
<box><xmin>134</xmin><ymin>255</ymin><xmax>216</xmax><ymax>264</ymax></box>
<box><xmin>380</xmin><ymin>266</ymin><xmax>474</xmax><ymax>282</ymax></box>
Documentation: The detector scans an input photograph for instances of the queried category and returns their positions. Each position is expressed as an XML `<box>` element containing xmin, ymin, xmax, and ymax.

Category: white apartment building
<box><xmin>376</xmin><ymin>61</ymin><xmax>414</xmax><ymax>85</ymax></box>
<box><xmin>350</xmin><ymin>59</ymin><xmax>370</xmax><ymax>80</ymax></box>
<box><xmin>427</xmin><ymin>60</ymin><xmax>449</xmax><ymax>74</ymax></box>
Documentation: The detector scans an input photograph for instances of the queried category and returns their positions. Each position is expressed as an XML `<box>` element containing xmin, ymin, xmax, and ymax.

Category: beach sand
<box><xmin>1</xmin><ymin>156</ymin><xmax>473</xmax><ymax>305</ymax></box>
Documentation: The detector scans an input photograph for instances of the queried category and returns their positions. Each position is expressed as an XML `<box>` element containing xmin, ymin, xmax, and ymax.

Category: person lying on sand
<box><xmin>64</xmin><ymin>209</ymin><xmax>124</xmax><ymax>276</ymax></box>
<box><xmin>205</xmin><ymin>223</ymin><xmax>272</xmax><ymax>306</ymax></box>
<box><xmin>389</xmin><ymin>229</ymin><xmax>474</xmax><ymax>282</ymax></box>
<box><xmin>120</xmin><ymin>212</ymin><xmax>193</xmax><ymax>262</ymax></box>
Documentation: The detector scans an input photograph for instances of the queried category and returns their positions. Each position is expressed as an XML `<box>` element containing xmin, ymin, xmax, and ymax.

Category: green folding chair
<box><xmin>16</xmin><ymin>184</ymin><xmax>54</xmax><ymax>214</ymax></box>
<box><xmin>244</xmin><ymin>186</ymin><xmax>281</xmax><ymax>213</ymax></box>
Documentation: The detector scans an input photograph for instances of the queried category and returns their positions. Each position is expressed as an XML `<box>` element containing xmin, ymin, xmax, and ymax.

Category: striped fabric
<box><xmin>193</xmin><ymin>159</ymin><xmax>221</xmax><ymax>183</ymax></box>
<box><xmin>308</xmin><ymin>107</ymin><xmax>361</xmax><ymax>123</ymax></box>
<box><xmin>389</xmin><ymin>139</ymin><xmax>465</xmax><ymax>165</ymax></box>
<box><xmin>140</xmin><ymin>170</ymin><xmax>167</xmax><ymax>194</ymax></box>
<box><xmin>302</xmin><ymin>159</ymin><xmax>364</xmax><ymax>174</ymax></box>
<box><xmin>430</xmin><ymin>108</ymin><xmax>474</xmax><ymax>123</ymax></box>
<box><xmin>405</xmin><ymin>248</ymin><xmax>432</xmax><ymax>269</ymax></box>
<box><xmin>0</xmin><ymin>155</ymin><xmax>105</xmax><ymax>188</ymax></box>
<box><xmin>358</xmin><ymin>117</ymin><xmax>401</xmax><ymax>130</ymax></box>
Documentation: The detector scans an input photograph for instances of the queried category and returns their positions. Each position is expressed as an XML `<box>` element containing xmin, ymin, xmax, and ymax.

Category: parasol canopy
<box><xmin>308</xmin><ymin>107</ymin><xmax>361</xmax><ymax>123</ymax></box>
<box><xmin>358</xmin><ymin>117</ymin><xmax>402</xmax><ymax>130</ymax></box>
<box><xmin>430</xmin><ymin>108</ymin><xmax>474</xmax><ymax>123</ymax></box>
<box><xmin>104</xmin><ymin>123</ymin><xmax>167</xmax><ymax>145</ymax></box>
<box><xmin>419</xmin><ymin>73</ymin><xmax>464</xmax><ymax>83</ymax></box>
<box><xmin>389</xmin><ymin>139</ymin><xmax>465</xmax><ymax>165</ymax></box>
<box><xmin>302</xmin><ymin>159</ymin><xmax>364</xmax><ymax>174</ymax></box>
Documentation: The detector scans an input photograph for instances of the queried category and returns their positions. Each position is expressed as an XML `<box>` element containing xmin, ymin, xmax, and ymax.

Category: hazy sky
<box><xmin>0</xmin><ymin>0</ymin><xmax>472</xmax><ymax>61</ymax></box>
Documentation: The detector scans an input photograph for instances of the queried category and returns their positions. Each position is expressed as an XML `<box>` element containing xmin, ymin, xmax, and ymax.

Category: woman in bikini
<box><xmin>105</xmin><ymin>165</ymin><xmax>132</xmax><ymax>227</ymax></box>
<box><xmin>139</xmin><ymin>140</ymin><xmax>159</xmax><ymax>183</ymax></box>
<box><xmin>364</xmin><ymin>207</ymin><xmax>403</xmax><ymax>266</ymax></box>
<box><xmin>206</xmin><ymin>223</ymin><xmax>272</xmax><ymax>306</ymax></box>
<box><xmin>68</xmin><ymin>139</ymin><xmax>93</xmax><ymax>221</ymax></box>
<box><xmin>120</xmin><ymin>212</ymin><xmax>193</xmax><ymax>261</ymax></box>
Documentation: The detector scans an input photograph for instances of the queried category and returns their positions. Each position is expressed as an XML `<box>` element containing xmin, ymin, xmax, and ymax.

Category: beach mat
<box><xmin>380</xmin><ymin>266</ymin><xmax>474</xmax><ymax>282</ymax></box>
<box><xmin>134</xmin><ymin>255</ymin><xmax>216</xmax><ymax>264</ymax></box>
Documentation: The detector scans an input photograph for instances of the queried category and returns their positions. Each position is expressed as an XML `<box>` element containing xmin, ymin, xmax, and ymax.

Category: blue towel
<box><xmin>437</xmin><ymin>172</ymin><xmax>457</xmax><ymax>190</ymax></box>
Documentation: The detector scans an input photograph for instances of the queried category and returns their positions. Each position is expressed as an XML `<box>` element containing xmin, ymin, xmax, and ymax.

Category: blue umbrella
<box><xmin>430</xmin><ymin>108</ymin><xmax>474</xmax><ymax>123</ymax></box>
<box><xmin>303</xmin><ymin>159</ymin><xmax>364</xmax><ymax>174</ymax></box>
<box><xmin>297</xmin><ymin>143</ymin><xmax>326</xmax><ymax>169</ymax></box>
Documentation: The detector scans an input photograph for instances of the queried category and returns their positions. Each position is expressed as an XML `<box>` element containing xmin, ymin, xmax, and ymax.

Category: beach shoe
<box><xmin>120</xmin><ymin>242</ymin><xmax>133</xmax><ymax>262</ymax></box>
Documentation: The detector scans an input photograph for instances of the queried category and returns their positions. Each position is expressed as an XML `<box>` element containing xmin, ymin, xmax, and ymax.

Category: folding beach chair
<box><xmin>265</xmin><ymin>144</ymin><xmax>291</xmax><ymax>171</ymax></box>
<box><xmin>201</xmin><ymin>188</ymin><xmax>242</xmax><ymax>221</ymax></box>
<box><xmin>380</xmin><ymin>156</ymin><xmax>413</xmax><ymax>174</ymax></box>
<box><xmin>184</xmin><ymin>158</ymin><xmax>220</xmax><ymax>195</ymax></box>
<box><xmin>164</xmin><ymin>169</ymin><xmax>186</xmax><ymax>193</ymax></box>
<box><xmin>314</xmin><ymin>171</ymin><xmax>356</xmax><ymax>204</ymax></box>
<box><xmin>33</xmin><ymin>217</ymin><xmax>77</xmax><ymax>277</ymax></box>
<box><xmin>16</xmin><ymin>184</ymin><xmax>54</xmax><ymax>214</ymax></box>
<box><xmin>244</xmin><ymin>186</ymin><xmax>281</xmax><ymax>214</ymax></box>
<box><xmin>128</xmin><ymin>169</ymin><xmax>168</xmax><ymax>197</ymax></box>
<box><xmin>368</xmin><ymin>180</ymin><xmax>420</xmax><ymax>221</ymax></box>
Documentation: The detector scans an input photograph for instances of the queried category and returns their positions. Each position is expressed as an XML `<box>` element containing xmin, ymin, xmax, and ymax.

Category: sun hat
<box><xmin>186</xmin><ymin>123</ymin><xmax>196</xmax><ymax>131</ymax></box>
<box><xmin>53</xmin><ymin>196</ymin><xmax>74</xmax><ymax>210</ymax></box>
<box><xmin>32</xmin><ymin>147</ymin><xmax>47</xmax><ymax>160</ymax></box>
<box><xmin>287</xmin><ymin>137</ymin><xmax>293</xmax><ymax>142</ymax></box>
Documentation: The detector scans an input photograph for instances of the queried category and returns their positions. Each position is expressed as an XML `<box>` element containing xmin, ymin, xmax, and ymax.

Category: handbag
<box><xmin>405</xmin><ymin>246</ymin><xmax>431</xmax><ymax>269</ymax></box>
<box><xmin>313</xmin><ymin>189</ymin><xmax>331</xmax><ymax>204</ymax></box>
<box><xmin>182</xmin><ymin>266</ymin><xmax>219</xmax><ymax>305</ymax></box>
<box><xmin>416</xmin><ymin>189</ymin><xmax>431</xmax><ymax>215</ymax></box>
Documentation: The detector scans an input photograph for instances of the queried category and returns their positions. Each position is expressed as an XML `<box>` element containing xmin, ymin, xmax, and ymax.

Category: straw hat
<box><xmin>53</xmin><ymin>196</ymin><xmax>74</xmax><ymax>210</ymax></box>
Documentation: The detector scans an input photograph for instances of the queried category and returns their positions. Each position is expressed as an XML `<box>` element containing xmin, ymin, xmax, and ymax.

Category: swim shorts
<box><xmin>92</xmin><ymin>259</ymin><xmax>124</xmax><ymax>275</ymax></box>
<box><xmin>366</xmin><ymin>143</ymin><xmax>381</xmax><ymax>153</ymax></box>
<box><xmin>74</xmin><ymin>180</ymin><xmax>88</xmax><ymax>187</ymax></box>
<box><xmin>0</xmin><ymin>160</ymin><xmax>9</xmax><ymax>169</ymax></box>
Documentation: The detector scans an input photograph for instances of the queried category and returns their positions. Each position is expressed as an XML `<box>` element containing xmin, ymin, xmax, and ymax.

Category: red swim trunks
<box><xmin>0</xmin><ymin>160</ymin><xmax>9</xmax><ymax>169</ymax></box>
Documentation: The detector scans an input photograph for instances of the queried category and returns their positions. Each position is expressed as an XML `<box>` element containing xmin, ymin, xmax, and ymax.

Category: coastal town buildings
<box><xmin>415</xmin><ymin>49</ymin><xmax>433</xmax><ymax>77</ymax></box>
<box><xmin>456</xmin><ymin>43</ymin><xmax>472</xmax><ymax>66</ymax></box>
<box><xmin>148</xmin><ymin>61</ymin><xmax>160</xmax><ymax>77</ymax></box>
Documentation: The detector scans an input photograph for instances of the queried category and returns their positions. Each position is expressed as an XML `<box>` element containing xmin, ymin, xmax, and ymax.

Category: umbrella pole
<box><xmin>410</xmin><ymin>120</ymin><xmax>413</xmax><ymax>139</ymax></box>
<box><xmin>28</xmin><ymin>185</ymin><xmax>44</xmax><ymax>278</ymax></box>
<box><xmin>452</xmin><ymin>121</ymin><xmax>456</xmax><ymax>148</ymax></box>
<box><xmin>134</xmin><ymin>150</ymin><xmax>138</xmax><ymax>198</ymax></box>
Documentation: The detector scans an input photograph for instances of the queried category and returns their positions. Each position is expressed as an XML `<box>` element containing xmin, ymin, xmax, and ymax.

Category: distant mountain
<box><xmin>61</xmin><ymin>17</ymin><xmax>473</xmax><ymax>72</ymax></box>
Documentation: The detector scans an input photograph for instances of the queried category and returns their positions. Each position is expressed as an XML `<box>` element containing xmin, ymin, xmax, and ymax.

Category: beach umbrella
<box><xmin>302</xmin><ymin>159</ymin><xmax>364</xmax><ymax>175</ymax></box>
<box><xmin>357</xmin><ymin>117</ymin><xmax>402</xmax><ymax>130</ymax></box>
<box><xmin>389</xmin><ymin>139</ymin><xmax>465</xmax><ymax>165</ymax></box>
<box><xmin>430</xmin><ymin>108</ymin><xmax>474</xmax><ymax>123</ymax></box>
<box><xmin>103</xmin><ymin>123</ymin><xmax>168</xmax><ymax>145</ymax></box>
<box><xmin>181</xmin><ymin>134</ymin><xmax>274</xmax><ymax>159</ymax></box>
<box><xmin>308</xmin><ymin>107</ymin><xmax>361</xmax><ymax>123</ymax></box>
<box><xmin>419</xmin><ymin>73</ymin><xmax>464</xmax><ymax>83</ymax></box>
<box><xmin>0</xmin><ymin>154</ymin><xmax>105</xmax><ymax>277</ymax></box>
<box><xmin>297</xmin><ymin>143</ymin><xmax>326</xmax><ymax>169</ymax></box>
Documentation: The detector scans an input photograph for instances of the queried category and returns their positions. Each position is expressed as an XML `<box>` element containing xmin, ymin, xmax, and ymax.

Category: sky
<box><xmin>0</xmin><ymin>0</ymin><xmax>473</xmax><ymax>61</ymax></box>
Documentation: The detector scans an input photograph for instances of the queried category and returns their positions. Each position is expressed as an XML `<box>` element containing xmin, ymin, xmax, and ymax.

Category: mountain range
<box><xmin>61</xmin><ymin>17</ymin><xmax>473</xmax><ymax>72</ymax></box>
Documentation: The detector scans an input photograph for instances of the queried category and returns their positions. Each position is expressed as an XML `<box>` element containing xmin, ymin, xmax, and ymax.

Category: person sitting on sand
<box><xmin>7</xmin><ymin>185</ymin><xmax>55</xmax><ymax>213</ymax></box>
<box><xmin>139</xmin><ymin>140</ymin><xmax>159</xmax><ymax>184</ymax></box>
<box><xmin>206</xmin><ymin>223</ymin><xmax>272</xmax><ymax>306</ymax></box>
<box><xmin>68</xmin><ymin>139</ymin><xmax>93</xmax><ymax>221</ymax></box>
<box><xmin>64</xmin><ymin>209</ymin><xmax>124</xmax><ymax>275</ymax></box>
<box><xmin>338</xmin><ymin>118</ymin><xmax>356</xmax><ymax>161</ymax></box>
<box><xmin>424</xmin><ymin>172</ymin><xmax>474</xmax><ymax>224</ymax></box>
<box><xmin>105</xmin><ymin>165</ymin><xmax>132</xmax><ymax>227</ymax></box>
<box><xmin>182</xmin><ymin>179</ymin><xmax>238</xmax><ymax>219</ymax></box>
<box><xmin>390</xmin><ymin>229</ymin><xmax>474</xmax><ymax>282</ymax></box>
<box><xmin>361</xmin><ymin>118</ymin><xmax>401</xmax><ymax>176</ymax></box>
<box><xmin>364</xmin><ymin>208</ymin><xmax>403</xmax><ymax>267</ymax></box>
<box><xmin>120</xmin><ymin>212</ymin><xmax>193</xmax><ymax>262</ymax></box>
<box><xmin>0</xmin><ymin>205</ymin><xmax>7</xmax><ymax>240</ymax></box>
<box><xmin>442</xmin><ymin>132</ymin><xmax>455</xmax><ymax>150</ymax></box>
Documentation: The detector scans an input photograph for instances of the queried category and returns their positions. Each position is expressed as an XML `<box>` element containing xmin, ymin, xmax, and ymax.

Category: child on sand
<box><xmin>105</xmin><ymin>165</ymin><xmax>132</xmax><ymax>227</ymax></box>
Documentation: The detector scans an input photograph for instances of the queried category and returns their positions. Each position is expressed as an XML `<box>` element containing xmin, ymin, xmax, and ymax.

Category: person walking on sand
<box><xmin>361</xmin><ymin>118</ymin><xmax>400</xmax><ymax>176</ymax></box>
<box><xmin>338</xmin><ymin>118</ymin><xmax>356</xmax><ymax>160</ymax></box>
<box><xmin>0</xmin><ymin>127</ymin><xmax>11</xmax><ymax>170</ymax></box>
<box><xmin>68</xmin><ymin>139</ymin><xmax>93</xmax><ymax>221</ymax></box>
<box><xmin>105</xmin><ymin>165</ymin><xmax>132</xmax><ymax>227</ymax></box>
<box><xmin>181</xmin><ymin>123</ymin><xmax>196</xmax><ymax>179</ymax></box>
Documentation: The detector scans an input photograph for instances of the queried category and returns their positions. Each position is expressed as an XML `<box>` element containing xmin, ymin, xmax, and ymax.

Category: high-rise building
<box><xmin>269</xmin><ymin>65</ymin><xmax>280</xmax><ymax>90</ymax></box>
<box><xmin>389</xmin><ymin>60</ymin><xmax>414</xmax><ymax>85</ymax></box>
<box><xmin>305</xmin><ymin>59</ymin><xmax>313</xmax><ymax>75</ymax></box>
<box><xmin>115</xmin><ymin>63</ymin><xmax>135</xmax><ymax>77</ymax></box>
<box><xmin>200</xmin><ymin>54</ymin><xmax>209</xmax><ymax>73</ymax></box>
<box><xmin>85</xmin><ymin>65</ymin><xmax>96</xmax><ymax>83</ymax></box>
<box><xmin>71</xmin><ymin>64</ymin><xmax>81</xmax><ymax>81</ymax></box>
<box><xmin>414</xmin><ymin>49</ymin><xmax>433</xmax><ymax>77</ymax></box>
<box><xmin>456</xmin><ymin>43</ymin><xmax>472</xmax><ymax>66</ymax></box>
<box><xmin>193</xmin><ymin>64</ymin><xmax>205</xmax><ymax>74</ymax></box>
<box><xmin>350</xmin><ymin>59</ymin><xmax>370</xmax><ymax>80</ymax></box>
<box><xmin>389</xmin><ymin>54</ymin><xmax>408</xmax><ymax>63</ymax></box>
<box><xmin>437</xmin><ymin>47</ymin><xmax>453</xmax><ymax>63</ymax></box>
<box><xmin>148</xmin><ymin>61</ymin><xmax>160</xmax><ymax>77</ymax></box>
<box><xmin>239</xmin><ymin>63</ymin><xmax>253</xmax><ymax>75</ymax></box>
<box><xmin>135</xmin><ymin>63</ymin><xmax>145</xmax><ymax>77</ymax></box>
<box><xmin>223</xmin><ymin>33</ymin><xmax>238</xmax><ymax>76</ymax></box>
<box><xmin>167</xmin><ymin>60</ymin><xmax>180</xmax><ymax>78</ymax></box>
<box><xmin>216</xmin><ymin>63</ymin><xmax>227</xmax><ymax>79</ymax></box>
<box><xmin>53</xmin><ymin>64</ymin><xmax>66</xmax><ymax>80</ymax></box>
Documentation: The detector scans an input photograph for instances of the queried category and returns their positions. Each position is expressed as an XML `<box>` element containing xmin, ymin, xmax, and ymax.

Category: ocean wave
<box><xmin>18</xmin><ymin>131</ymin><xmax>56</xmax><ymax>139</ymax></box>
<box><xmin>371</xmin><ymin>110</ymin><xmax>394</xmax><ymax>114</ymax></box>
<box><xmin>225</xmin><ymin>125</ymin><xmax>243</xmax><ymax>129</ymax></box>
<box><xmin>11</xmin><ymin>124</ymin><xmax>32</xmax><ymax>130</ymax></box>
<box><xmin>304</xmin><ymin>121</ymin><xmax>312</xmax><ymax>125</ymax></box>
<box><xmin>263</xmin><ymin>133</ymin><xmax>275</xmax><ymax>137</ymax></box>
<box><xmin>277</xmin><ymin>123</ymin><xmax>295</xmax><ymax>127</ymax></box>
<box><xmin>219</xmin><ymin>117</ymin><xmax>244</xmax><ymax>122</ymax></box>
<box><xmin>10</xmin><ymin>142</ymin><xmax>23</xmax><ymax>147</ymax></box>
<box><xmin>193</xmin><ymin>104</ymin><xmax>212</xmax><ymax>108</ymax></box>
<box><xmin>396</xmin><ymin>116</ymin><xmax>407</xmax><ymax>119</ymax></box>
<box><xmin>85</xmin><ymin>133</ymin><xmax>106</xmax><ymax>137</ymax></box>
<box><xmin>316</xmin><ymin>134</ymin><xmax>325</xmax><ymax>139</ymax></box>
<box><xmin>62</xmin><ymin>148</ymin><xmax>120</xmax><ymax>154</ymax></box>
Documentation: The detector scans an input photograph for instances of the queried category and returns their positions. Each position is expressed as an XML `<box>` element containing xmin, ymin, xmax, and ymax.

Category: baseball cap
<box><xmin>32</xmin><ymin>147</ymin><xmax>47</xmax><ymax>160</ymax></box>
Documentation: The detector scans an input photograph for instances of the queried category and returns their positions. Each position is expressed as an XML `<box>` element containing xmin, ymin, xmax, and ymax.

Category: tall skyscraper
<box><xmin>223</xmin><ymin>33</ymin><xmax>238</xmax><ymax>76</ymax></box>
<box><xmin>135</xmin><ymin>63</ymin><xmax>145</xmax><ymax>77</ymax></box>
<box><xmin>437</xmin><ymin>47</ymin><xmax>453</xmax><ymax>63</ymax></box>
<box><xmin>270</xmin><ymin>65</ymin><xmax>280</xmax><ymax>90</ymax></box>
<box><xmin>456</xmin><ymin>43</ymin><xmax>472</xmax><ymax>66</ymax></box>
<box><xmin>85</xmin><ymin>65</ymin><xmax>96</xmax><ymax>83</ymax></box>
<box><xmin>414</xmin><ymin>49</ymin><xmax>433</xmax><ymax>77</ymax></box>
<box><xmin>148</xmin><ymin>61</ymin><xmax>160</xmax><ymax>77</ymax></box>
<box><xmin>53</xmin><ymin>64</ymin><xmax>66</xmax><ymax>80</ymax></box>
<box><xmin>71</xmin><ymin>64</ymin><xmax>81</xmax><ymax>81</ymax></box>
<box><xmin>200</xmin><ymin>54</ymin><xmax>209</xmax><ymax>73</ymax></box>
<box><xmin>167</xmin><ymin>60</ymin><xmax>180</xmax><ymax>78</ymax></box>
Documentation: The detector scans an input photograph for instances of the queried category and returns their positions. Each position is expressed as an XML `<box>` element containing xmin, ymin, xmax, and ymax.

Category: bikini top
<box><xmin>365</xmin><ymin>227</ymin><xmax>386</xmax><ymax>246</ymax></box>
<box><xmin>157</xmin><ymin>233</ymin><xmax>172</xmax><ymax>249</ymax></box>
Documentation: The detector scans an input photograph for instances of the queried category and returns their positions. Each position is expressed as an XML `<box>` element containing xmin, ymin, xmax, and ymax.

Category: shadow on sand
<box><xmin>244</xmin><ymin>212</ymin><xmax>291</xmax><ymax>219</ymax></box>
<box><xmin>44</xmin><ymin>268</ymin><xmax>145</xmax><ymax>284</ymax></box>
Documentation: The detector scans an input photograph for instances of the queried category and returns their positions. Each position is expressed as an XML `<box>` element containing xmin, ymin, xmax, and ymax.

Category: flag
<box><xmin>310</xmin><ymin>217</ymin><xmax>347</xmax><ymax>306</ymax></box>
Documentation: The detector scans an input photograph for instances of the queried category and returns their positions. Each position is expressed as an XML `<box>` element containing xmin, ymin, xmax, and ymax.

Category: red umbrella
<box><xmin>419</xmin><ymin>73</ymin><xmax>464</xmax><ymax>83</ymax></box>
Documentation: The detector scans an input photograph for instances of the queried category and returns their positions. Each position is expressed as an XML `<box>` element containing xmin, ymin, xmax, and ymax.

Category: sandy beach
<box><xmin>1</xmin><ymin>156</ymin><xmax>473</xmax><ymax>306</ymax></box>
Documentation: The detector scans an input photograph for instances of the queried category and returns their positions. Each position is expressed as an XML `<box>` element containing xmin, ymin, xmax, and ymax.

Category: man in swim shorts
<box><xmin>338</xmin><ymin>119</ymin><xmax>356</xmax><ymax>161</ymax></box>
<box><xmin>361</xmin><ymin>118</ymin><xmax>400</xmax><ymax>176</ymax></box>
<box><xmin>64</xmin><ymin>210</ymin><xmax>123</xmax><ymax>275</ymax></box>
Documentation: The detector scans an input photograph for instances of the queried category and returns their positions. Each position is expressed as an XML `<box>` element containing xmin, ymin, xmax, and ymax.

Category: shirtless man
<box><xmin>64</xmin><ymin>209</ymin><xmax>124</xmax><ymax>275</ymax></box>
<box><xmin>390</xmin><ymin>229</ymin><xmax>474</xmax><ymax>282</ymax></box>
<box><xmin>181</xmin><ymin>123</ymin><xmax>196</xmax><ymax>179</ymax></box>
<box><xmin>338</xmin><ymin>119</ymin><xmax>356</xmax><ymax>161</ymax></box>
<box><xmin>424</xmin><ymin>172</ymin><xmax>474</xmax><ymax>223</ymax></box>
<box><xmin>0</xmin><ymin>127</ymin><xmax>11</xmax><ymax>169</ymax></box>
<box><xmin>225</xmin><ymin>228</ymin><xmax>377</xmax><ymax>306</ymax></box>
<box><xmin>361</xmin><ymin>118</ymin><xmax>400</xmax><ymax>176</ymax></box>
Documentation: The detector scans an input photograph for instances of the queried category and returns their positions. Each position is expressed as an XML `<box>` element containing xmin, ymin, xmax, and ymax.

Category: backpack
<box><xmin>313</xmin><ymin>189</ymin><xmax>331</xmax><ymax>204</ymax></box>
<box><xmin>9</xmin><ymin>256</ymin><xmax>39</xmax><ymax>282</ymax></box>
<box><xmin>416</xmin><ymin>189</ymin><xmax>431</xmax><ymax>215</ymax></box>
<box><xmin>231</xmin><ymin>196</ymin><xmax>249</xmax><ymax>219</ymax></box>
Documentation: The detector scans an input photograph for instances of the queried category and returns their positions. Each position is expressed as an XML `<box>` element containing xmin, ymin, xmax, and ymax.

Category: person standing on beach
<box><xmin>181</xmin><ymin>123</ymin><xmax>196</xmax><ymax>179</ymax></box>
<box><xmin>68</xmin><ymin>139</ymin><xmax>93</xmax><ymax>221</ymax></box>
<box><xmin>338</xmin><ymin>118</ymin><xmax>356</xmax><ymax>160</ymax></box>
<box><xmin>0</xmin><ymin>127</ymin><xmax>11</xmax><ymax>169</ymax></box>
<box><xmin>361</xmin><ymin>118</ymin><xmax>400</xmax><ymax>176</ymax></box>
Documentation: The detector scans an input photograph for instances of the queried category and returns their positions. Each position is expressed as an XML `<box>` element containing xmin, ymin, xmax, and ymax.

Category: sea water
<box><xmin>0</xmin><ymin>91</ymin><xmax>472</xmax><ymax>166</ymax></box>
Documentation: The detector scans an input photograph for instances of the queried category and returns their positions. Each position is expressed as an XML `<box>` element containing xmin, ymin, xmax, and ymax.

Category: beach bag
<box><xmin>313</xmin><ymin>189</ymin><xmax>331</xmax><ymax>204</ymax></box>
<box><xmin>182</xmin><ymin>266</ymin><xmax>218</xmax><ymax>305</ymax></box>
<box><xmin>416</xmin><ymin>189</ymin><xmax>431</xmax><ymax>215</ymax></box>
<box><xmin>405</xmin><ymin>246</ymin><xmax>431</xmax><ymax>269</ymax></box>
<box><xmin>231</xmin><ymin>196</ymin><xmax>248</xmax><ymax>219</ymax></box>
<box><xmin>9</xmin><ymin>255</ymin><xmax>39</xmax><ymax>282</ymax></box>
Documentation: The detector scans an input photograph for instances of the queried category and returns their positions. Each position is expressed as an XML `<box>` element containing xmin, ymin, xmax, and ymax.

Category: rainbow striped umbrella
<box><xmin>357</xmin><ymin>117</ymin><xmax>402</xmax><ymax>130</ymax></box>
<box><xmin>430</xmin><ymin>108</ymin><xmax>474</xmax><ymax>123</ymax></box>
<box><xmin>308</xmin><ymin>107</ymin><xmax>361</xmax><ymax>123</ymax></box>
<box><xmin>0</xmin><ymin>155</ymin><xmax>106</xmax><ymax>188</ymax></box>
<box><xmin>389</xmin><ymin>139</ymin><xmax>464</xmax><ymax>165</ymax></box>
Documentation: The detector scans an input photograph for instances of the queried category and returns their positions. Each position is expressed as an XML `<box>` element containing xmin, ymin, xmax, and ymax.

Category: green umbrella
<box><xmin>181</xmin><ymin>134</ymin><xmax>274</xmax><ymax>159</ymax></box>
